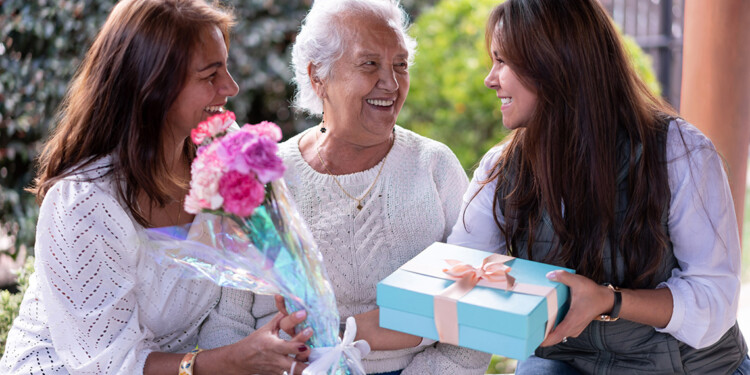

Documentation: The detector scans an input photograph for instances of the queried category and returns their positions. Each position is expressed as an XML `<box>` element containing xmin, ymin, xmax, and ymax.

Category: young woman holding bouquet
<box><xmin>448</xmin><ymin>0</ymin><xmax>749</xmax><ymax>374</ymax></box>
<box><xmin>198</xmin><ymin>0</ymin><xmax>491</xmax><ymax>374</ymax></box>
<box><xmin>0</xmin><ymin>0</ymin><xmax>312</xmax><ymax>374</ymax></box>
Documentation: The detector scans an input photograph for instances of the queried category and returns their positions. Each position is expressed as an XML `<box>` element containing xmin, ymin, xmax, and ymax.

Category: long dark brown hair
<box><xmin>30</xmin><ymin>0</ymin><xmax>234</xmax><ymax>227</ymax></box>
<box><xmin>484</xmin><ymin>0</ymin><xmax>676</xmax><ymax>288</ymax></box>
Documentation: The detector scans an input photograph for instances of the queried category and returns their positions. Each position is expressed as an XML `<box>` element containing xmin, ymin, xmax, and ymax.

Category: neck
<box><xmin>302</xmin><ymin>125</ymin><xmax>395</xmax><ymax>175</ymax></box>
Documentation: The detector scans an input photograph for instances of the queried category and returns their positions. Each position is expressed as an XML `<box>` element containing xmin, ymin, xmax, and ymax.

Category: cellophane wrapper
<box><xmin>146</xmin><ymin>112</ymin><xmax>362</xmax><ymax>374</ymax></box>
<box><xmin>147</xmin><ymin>179</ymin><xmax>363</xmax><ymax>373</ymax></box>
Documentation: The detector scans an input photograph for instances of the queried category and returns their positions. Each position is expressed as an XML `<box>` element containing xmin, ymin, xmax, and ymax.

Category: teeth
<box><xmin>204</xmin><ymin>106</ymin><xmax>225</xmax><ymax>114</ymax></box>
<box><xmin>366</xmin><ymin>99</ymin><xmax>394</xmax><ymax>107</ymax></box>
<box><xmin>501</xmin><ymin>98</ymin><xmax>513</xmax><ymax>105</ymax></box>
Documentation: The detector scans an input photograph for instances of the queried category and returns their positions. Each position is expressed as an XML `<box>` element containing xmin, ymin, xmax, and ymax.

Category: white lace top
<box><xmin>199</xmin><ymin>126</ymin><xmax>493</xmax><ymax>374</ymax></box>
<box><xmin>0</xmin><ymin>157</ymin><xmax>221</xmax><ymax>374</ymax></box>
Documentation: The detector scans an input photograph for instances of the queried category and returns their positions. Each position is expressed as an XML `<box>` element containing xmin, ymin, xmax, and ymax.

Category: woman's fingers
<box><xmin>279</xmin><ymin>309</ymin><xmax>307</xmax><ymax>337</ymax></box>
<box><xmin>285</xmin><ymin>357</ymin><xmax>308</xmax><ymax>375</ymax></box>
<box><xmin>266</xmin><ymin>312</ymin><xmax>285</xmax><ymax>335</ymax></box>
<box><xmin>275</xmin><ymin>294</ymin><xmax>289</xmax><ymax>315</ymax></box>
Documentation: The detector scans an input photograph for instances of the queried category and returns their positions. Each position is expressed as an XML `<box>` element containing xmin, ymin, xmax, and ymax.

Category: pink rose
<box><xmin>218</xmin><ymin>170</ymin><xmax>265</xmax><ymax>217</ymax></box>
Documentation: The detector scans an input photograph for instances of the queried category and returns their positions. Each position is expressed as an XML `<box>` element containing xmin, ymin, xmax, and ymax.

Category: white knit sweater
<box><xmin>199</xmin><ymin>126</ymin><xmax>492</xmax><ymax>374</ymax></box>
<box><xmin>0</xmin><ymin>157</ymin><xmax>221</xmax><ymax>374</ymax></box>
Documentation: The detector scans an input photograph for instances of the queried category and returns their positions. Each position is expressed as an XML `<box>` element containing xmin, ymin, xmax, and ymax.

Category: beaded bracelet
<box><xmin>178</xmin><ymin>348</ymin><xmax>203</xmax><ymax>375</ymax></box>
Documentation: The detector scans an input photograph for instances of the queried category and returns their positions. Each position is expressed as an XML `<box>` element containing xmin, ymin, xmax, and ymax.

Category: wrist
<box><xmin>201</xmin><ymin>345</ymin><xmax>240</xmax><ymax>375</ymax></box>
<box><xmin>595</xmin><ymin>283</ymin><xmax>622</xmax><ymax>322</ymax></box>
<box><xmin>179</xmin><ymin>349</ymin><xmax>202</xmax><ymax>375</ymax></box>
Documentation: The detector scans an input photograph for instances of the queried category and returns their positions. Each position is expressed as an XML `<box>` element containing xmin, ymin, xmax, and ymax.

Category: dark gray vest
<box><xmin>500</xmin><ymin>124</ymin><xmax>747</xmax><ymax>374</ymax></box>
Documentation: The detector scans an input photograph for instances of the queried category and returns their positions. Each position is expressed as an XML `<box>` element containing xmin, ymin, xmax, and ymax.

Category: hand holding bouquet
<box><xmin>147</xmin><ymin>111</ymin><xmax>369</xmax><ymax>374</ymax></box>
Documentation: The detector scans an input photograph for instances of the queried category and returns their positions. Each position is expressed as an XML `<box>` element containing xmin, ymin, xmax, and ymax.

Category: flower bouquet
<box><xmin>146</xmin><ymin>111</ymin><xmax>369</xmax><ymax>375</ymax></box>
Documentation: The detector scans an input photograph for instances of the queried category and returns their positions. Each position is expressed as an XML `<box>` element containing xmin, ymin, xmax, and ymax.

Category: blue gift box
<box><xmin>376</xmin><ymin>242</ymin><xmax>573</xmax><ymax>360</ymax></box>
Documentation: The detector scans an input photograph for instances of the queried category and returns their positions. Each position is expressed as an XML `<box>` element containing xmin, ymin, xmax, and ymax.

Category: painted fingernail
<box><xmin>302</xmin><ymin>327</ymin><xmax>313</xmax><ymax>336</ymax></box>
<box><xmin>546</xmin><ymin>271</ymin><xmax>558</xmax><ymax>280</ymax></box>
<box><xmin>298</xmin><ymin>345</ymin><xmax>308</xmax><ymax>352</ymax></box>
<box><xmin>294</xmin><ymin>310</ymin><xmax>306</xmax><ymax>319</ymax></box>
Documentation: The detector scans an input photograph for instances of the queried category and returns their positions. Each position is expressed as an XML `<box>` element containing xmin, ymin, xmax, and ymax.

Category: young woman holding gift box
<box><xmin>448</xmin><ymin>0</ymin><xmax>749</xmax><ymax>374</ymax></box>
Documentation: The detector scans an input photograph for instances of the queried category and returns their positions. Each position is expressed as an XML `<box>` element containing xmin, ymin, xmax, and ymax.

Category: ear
<box><xmin>308</xmin><ymin>63</ymin><xmax>327</xmax><ymax>100</ymax></box>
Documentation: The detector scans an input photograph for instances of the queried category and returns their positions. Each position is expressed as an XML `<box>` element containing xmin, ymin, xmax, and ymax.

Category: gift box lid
<box><xmin>377</xmin><ymin>242</ymin><xmax>574</xmax><ymax>339</ymax></box>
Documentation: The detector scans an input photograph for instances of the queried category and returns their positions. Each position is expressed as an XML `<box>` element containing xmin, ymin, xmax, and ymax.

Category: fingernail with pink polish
<box><xmin>294</xmin><ymin>310</ymin><xmax>306</xmax><ymax>319</ymax></box>
<box><xmin>546</xmin><ymin>271</ymin><xmax>558</xmax><ymax>280</ymax></box>
<box><xmin>303</xmin><ymin>327</ymin><xmax>313</xmax><ymax>336</ymax></box>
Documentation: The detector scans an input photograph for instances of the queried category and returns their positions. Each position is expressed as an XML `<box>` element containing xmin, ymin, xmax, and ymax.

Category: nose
<box><xmin>484</xmin><ymin>67</ymin><xmax>499</xmax><ymax>90</ymax></box>
<box><xmin>378</xmin><ymin>66</ymin><xmax>399</xmax><ymax>92</ymax></box>
<box><xmin>219</xmin><ymin>71</ymin><xmax>240</xmax><ymax>97</ymax></box>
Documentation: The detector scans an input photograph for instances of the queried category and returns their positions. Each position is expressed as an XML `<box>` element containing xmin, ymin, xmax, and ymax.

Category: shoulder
<box><xmin>41</xmin><ymin>156</ymin><xmax>135</xmax><ymax>235</ymax></box>
<box><xmin>46</xmin><ymin>156</ymin><xmax>117</xmax><ymax>203</ymax></box>
<box><xmin>664</xmin><ymin>118</ymin><xmax>724</xmax><ymax>190</ymax></box>
<box><xmin>278</xmin><ymin>131</ymin><xmax>305</xmax><ymax>158</ymax></box>
<box><xmin>472</xmin><ymin>142</ymin><xmax>507</xmax><ymax>181</ymax></box>
<box><xmin>392</xmin><ymin>126</ymin><xmax>462</xmax><ymax>169</ymax></box>
<box><xmin>665</xmin><ymin>118</ymin><xmax>717</xmax><ymax>159</ymax></box>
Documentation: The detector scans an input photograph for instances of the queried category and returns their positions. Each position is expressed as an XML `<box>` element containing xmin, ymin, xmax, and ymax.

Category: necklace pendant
<box><xmin>356</xmin><ymin>203</ymin><xmax>363</xmax><ymax>210</ymax></box>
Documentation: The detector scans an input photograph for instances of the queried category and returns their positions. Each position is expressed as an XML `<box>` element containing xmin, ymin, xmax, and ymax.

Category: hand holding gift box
<box><xmin>377</xmin><ymin>242</ymin><xmax>573</xmax><ymax>360</ymax></box>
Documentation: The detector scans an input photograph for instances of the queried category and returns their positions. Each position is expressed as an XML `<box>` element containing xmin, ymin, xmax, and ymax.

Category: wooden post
<box><xmin>681</xmin><ymin>0</ymin><xmax>750</xmax><ymax>240</ymax></box>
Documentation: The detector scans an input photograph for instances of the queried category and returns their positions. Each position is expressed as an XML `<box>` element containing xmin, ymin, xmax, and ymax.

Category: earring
<box><xmin>320</xmin><ymin>111</ymin><xmax>327</xmax><ymax>133</ymax></box>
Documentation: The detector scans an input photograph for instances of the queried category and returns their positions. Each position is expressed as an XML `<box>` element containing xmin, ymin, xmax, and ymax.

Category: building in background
<box><xmin>600</xmin><ymin>0</ymin><xmax>685</xmax><ymax>109</ymax></box>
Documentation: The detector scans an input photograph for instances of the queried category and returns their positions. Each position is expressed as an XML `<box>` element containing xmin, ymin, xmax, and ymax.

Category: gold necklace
<box><xmin>172</xmin><ymin>196</ymin><xmax>184</xmax><ymax>225</ymax></box>
<box><xmin>315</xmin><ymin>127</ymin><xmax>393</xmax><ymax>211</ymax></box>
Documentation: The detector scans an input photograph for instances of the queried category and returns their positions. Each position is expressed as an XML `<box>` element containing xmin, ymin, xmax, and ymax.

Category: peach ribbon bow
<box><xmin>433</xmin><ymin>254</ymin><xmax>557</xmax><ymax>346</ymax></box>
<box><xmin>442</xmin><ymin>257</ymin><xmax>516</xmax><ymax>288</ymax></box>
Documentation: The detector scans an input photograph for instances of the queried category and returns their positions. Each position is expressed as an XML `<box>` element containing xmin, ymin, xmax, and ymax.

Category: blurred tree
<box><xmin>0</xmin><ymin>0</ymin><xmax>119</xmax><ymax>261</ymax></box>
<box><xmin>399</xmin><ymin>0</ymin><xmax>661</xmax><ymax>171</ymax></box>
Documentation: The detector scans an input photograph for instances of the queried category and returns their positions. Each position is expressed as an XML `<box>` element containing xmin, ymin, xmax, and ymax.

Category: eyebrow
<box><xmin>198</xmin><ymin>62</ymin><xmax>223</xmax><ymax>72</ymax></box>
<box><xmin>355</xmin><ymin>52</ymin><xmax>410</xmax><ymax>59</ymax></box>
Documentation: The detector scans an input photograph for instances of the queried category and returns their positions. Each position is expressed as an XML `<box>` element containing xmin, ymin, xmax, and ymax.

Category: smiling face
<box><xmin>165</xmin><ymin>25</ymin><xmax>239</xmax><ymax>141</ymax></box>
<box><xmin>484</xmin><ymin>40</ymin><xmax>538</xmax><ymax>130</ymax></box>
<box><xmin>315</xmin><ymin>13</ymin><xmax>410</xmax><ymax>144</ymax></box>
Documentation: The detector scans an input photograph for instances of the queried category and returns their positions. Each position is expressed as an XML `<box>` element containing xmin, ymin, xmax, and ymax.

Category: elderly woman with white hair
<box><xmin>197</xmin><ymin>0</ymin><xmax>491</xmax><ymax>374</ymax></box>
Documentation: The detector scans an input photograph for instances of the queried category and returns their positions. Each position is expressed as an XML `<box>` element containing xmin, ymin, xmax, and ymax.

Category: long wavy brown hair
<box><xmin>29</xmin><ymin>0</ymin><xmax>234</xmax><ymax>227</ymax></box>
<box><xmin>484</xmin><ymin>0</ymin><xmax>676</xmax><ymax>288</ymax></box>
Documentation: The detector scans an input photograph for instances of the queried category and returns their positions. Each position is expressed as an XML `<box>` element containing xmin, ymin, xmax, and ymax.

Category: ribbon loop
<box><xmin>303</xmin><ymin>317</ymin><xmax>371</xmax><ymax>375</ymax></box>
<box><xmin>443</xmin><ymin>258</ymin><xmax>515</xmax><ymax>289</ymax></box>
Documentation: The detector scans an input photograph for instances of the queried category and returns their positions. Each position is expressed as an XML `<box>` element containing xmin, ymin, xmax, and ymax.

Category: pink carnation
<box><xmin>191</xmin><ymin>111</ymin><xmax>237</xmax><ymax>145</ymax></box>
<box><xmin>191</xmin><ymin>122</ymin><xmax>210</xmax><ymax>145</ymax></box>
<box><xmin>205</xmin><ymin>111</ymin><xmax>236</xmax><ymax>136</ymax></box>
<box><xmin>218</xmin><ymin>170</ymin><xmax>265</xmax><ymax>217</ymax></box>
<box><xmin>242</xmin><ymin>121</ymin><xmax>282</xmax><ymax>142</ymax></box>
<box><xmin>217</xmin><ymin>131</ymin><xmax>286</xmax><ymax>183</ymax></box>
<box><xmin>185</xmin><ymin>143</ymin><xmax>224</xmax><ymax>213</ymax></box>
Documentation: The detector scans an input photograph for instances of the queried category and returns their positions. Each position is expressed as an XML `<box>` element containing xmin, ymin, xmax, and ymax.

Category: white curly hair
<box><xmin>290</xmin><ymin>0</ymin><xmax>417</xmax><ymax>116</ymax></box>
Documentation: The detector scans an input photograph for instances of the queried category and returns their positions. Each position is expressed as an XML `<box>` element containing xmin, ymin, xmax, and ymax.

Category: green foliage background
<box><xmin>0</xmin><ymin>257</ymin><xmax>33</xmax><ymax>355</ymax></box>
<box><xmin>400</xmin><ymin>0</ymin><xmax>661</xmax><ymax>171</ymax></box>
